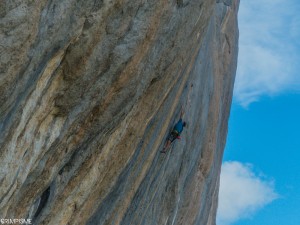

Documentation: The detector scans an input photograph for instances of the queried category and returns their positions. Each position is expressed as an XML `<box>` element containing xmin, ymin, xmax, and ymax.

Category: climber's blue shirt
<box><xmin>174</xmin><ymin>119</ymin><xmax>184</xmax><ymax>134</ymax></box>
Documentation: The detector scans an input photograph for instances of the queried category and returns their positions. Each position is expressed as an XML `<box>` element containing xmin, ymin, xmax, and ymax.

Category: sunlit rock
<box><xmin>0</xmin><ymin>0</ymin><xmax>239</xmax><ymax>224</ymax></box>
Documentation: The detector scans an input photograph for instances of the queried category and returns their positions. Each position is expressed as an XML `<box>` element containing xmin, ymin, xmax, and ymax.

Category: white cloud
<box><xmin>217</xmin><ymin>161</ymin><xmax>278</xmax><ymax>225</ymax></box>
<box><xmin>234</xmin><ymin>0</ymin><xmax>300</xmax><ymax>107</ymax></box>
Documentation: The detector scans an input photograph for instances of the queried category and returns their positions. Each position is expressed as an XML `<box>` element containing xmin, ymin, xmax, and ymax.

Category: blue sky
<box><xmin>217</xmin><ymin>0</ymin><xmax>300</xmax><ymax>225</ymax></box>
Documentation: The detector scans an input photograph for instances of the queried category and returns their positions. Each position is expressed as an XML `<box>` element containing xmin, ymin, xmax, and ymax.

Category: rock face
<box><xmin>0</xmin><ymin>0</ymin><xmax>239</xmax><ymax>224</ymax></box>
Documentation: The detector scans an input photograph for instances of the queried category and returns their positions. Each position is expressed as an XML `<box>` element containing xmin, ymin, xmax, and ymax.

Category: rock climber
<box><xmin>161</xmin><ymin>107</ymin><xmax>186</xmax><ymax>153</ymax></box>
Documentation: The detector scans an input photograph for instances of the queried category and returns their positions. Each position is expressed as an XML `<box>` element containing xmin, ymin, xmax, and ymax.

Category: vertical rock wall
<box><xmin>0</xmin><ymin>0</ymin><xmax>239</xmax><ymax>224</ymax></box>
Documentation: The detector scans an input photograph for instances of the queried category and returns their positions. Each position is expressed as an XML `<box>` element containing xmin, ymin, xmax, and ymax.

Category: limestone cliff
<box><xmin>0</xmin><ymin>0</ymin><xmax>239</xmax><ymax>224</ymax></box>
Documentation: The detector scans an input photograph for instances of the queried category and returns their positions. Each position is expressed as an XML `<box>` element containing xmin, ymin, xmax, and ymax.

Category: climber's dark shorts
<box><xmin>168</xmin><ymin>130</ymin><xmax>179</xmax><ymax>143</ymax></box>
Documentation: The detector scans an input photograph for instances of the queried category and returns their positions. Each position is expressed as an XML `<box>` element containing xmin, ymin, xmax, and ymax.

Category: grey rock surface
<box><xmin>0</xmin><ymin>0</ymin><xmax>239</xmax><ymax>224</ymax></box>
